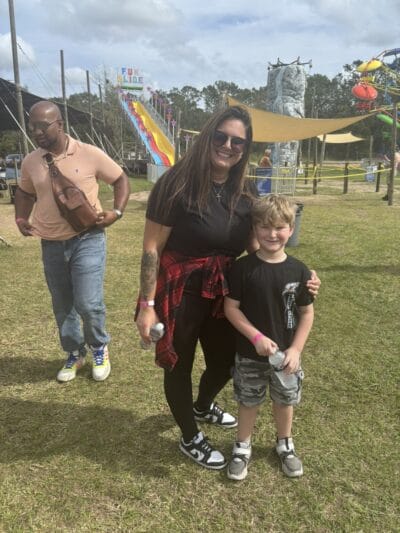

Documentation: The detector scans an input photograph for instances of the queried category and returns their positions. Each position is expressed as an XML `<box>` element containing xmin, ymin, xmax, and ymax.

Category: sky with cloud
<box><xmin>1</xmin><ymin>0</ymin><xmax>399</xmax><ymax>99</ymax></box>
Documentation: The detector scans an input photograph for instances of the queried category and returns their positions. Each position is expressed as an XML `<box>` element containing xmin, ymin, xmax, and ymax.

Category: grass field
<box><xmin>0</xmin><ymin>176</ymin><xmax>399</xmax><ymax>532</ymax></box>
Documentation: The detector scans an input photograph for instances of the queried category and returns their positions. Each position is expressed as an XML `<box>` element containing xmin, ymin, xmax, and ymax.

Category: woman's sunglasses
<box><xmin>212</xmin><ymin>130</ymin><xmax>248</xmax><ymax>153</ymax></box>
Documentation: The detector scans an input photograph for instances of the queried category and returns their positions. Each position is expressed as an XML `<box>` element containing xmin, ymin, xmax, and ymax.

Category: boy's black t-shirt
<box><xmin>146</xmin><ymin>176</ymin><xmax>253</xmax><ymax>257</ymax></box>
<box><xmin>228</xmin><ymin>252</ymin><xmax>314</xmax><ymax>360</ymax></box>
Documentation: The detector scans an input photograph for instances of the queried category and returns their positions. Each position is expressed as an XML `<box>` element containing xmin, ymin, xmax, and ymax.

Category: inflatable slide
<box><xmin>119</xmin><ymin>93</ymin><xmax>174</xmax><ymax>166</ymax></box>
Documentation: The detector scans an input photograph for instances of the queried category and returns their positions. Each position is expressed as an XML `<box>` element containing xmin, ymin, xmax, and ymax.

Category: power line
<box><xmin>17</xmin><ymin>42</ymin><xmax>58</xmax><ymax>96</ymax></box>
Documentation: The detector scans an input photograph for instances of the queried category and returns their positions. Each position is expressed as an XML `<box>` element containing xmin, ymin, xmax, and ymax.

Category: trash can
<box><xmin>287</xmin><ymin>203</ymin><xmax>304</xmax><ymax>247</ymax></box>
<box><xmin>255</xmin><ymin>167</ymin><xmax>272</xmax><ymax>196</ymax></box>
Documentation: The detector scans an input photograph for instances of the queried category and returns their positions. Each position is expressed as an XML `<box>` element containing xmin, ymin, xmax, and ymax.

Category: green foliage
<box><xmin>163</xmin><ymin>85</ymin><xmax>207</xmax><ymax>132</ymax></box>
<box><xmin>1</xmin><ymin>59</ymin><xmax>396</xmax><ymax>163</ymax></box>
<box><xmin>164</xmin><ymin>80</ymin><xmax>269</xmax><ymax>133</ymax></box>
<box><xmin>0</xmin><ymin>130</ymin><xmax>22</xmax><ymax>159</ymax></box>
<box><xmin>303</xmin><ymin>64</ymin><xmax>394</xmax><ymax>161</ymax></box>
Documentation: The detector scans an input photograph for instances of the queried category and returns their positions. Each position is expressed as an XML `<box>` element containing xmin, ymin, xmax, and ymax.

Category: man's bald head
<box><xmin>28</xmin><ymin>100</ymin><xmax>66</xmax><ymax>152</ymax></box>
<box><xmin>29</xmin><ymin>101</ymin><xmax>63</xmax><ymax>122</ymax></box>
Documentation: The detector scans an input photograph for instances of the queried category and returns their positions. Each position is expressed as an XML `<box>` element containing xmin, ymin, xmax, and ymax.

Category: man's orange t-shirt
<box><xmin>20</xmin><ymin>136</ymin><xmax>123</xmax><ymax>240</ymax></box>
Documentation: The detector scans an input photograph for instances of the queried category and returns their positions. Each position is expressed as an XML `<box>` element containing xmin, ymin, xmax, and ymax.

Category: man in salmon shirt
<box><xmin>15</xmin><ymin>101</ymin><xmax>130</xmax><ymax>383</ymax></box>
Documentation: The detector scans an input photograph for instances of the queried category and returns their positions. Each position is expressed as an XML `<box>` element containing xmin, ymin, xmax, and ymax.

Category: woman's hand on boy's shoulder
<box><xmin>307</xmin><ymin>270</ymin><xmax>321</xmax><ymax>297</ymax></box>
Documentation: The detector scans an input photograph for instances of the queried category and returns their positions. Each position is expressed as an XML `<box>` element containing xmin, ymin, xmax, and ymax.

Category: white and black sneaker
<box><xmin>179</xmin><ymin>431</ymin><xmax>227</xmax><ymax>470</ymax></box>
<box><xmin>227</xmin><ymin>441</ymin><xmax>252</xmax><ymax>481</ymax></box>
<box><xmin>276</xmin><ymin>437</ymin><xmax>303</xmax><ymax>478</ymax></box>
<box><xmin>193</xmin><ymin>402</ymin><xmax>238</xmax><ymax>428</ymax></box>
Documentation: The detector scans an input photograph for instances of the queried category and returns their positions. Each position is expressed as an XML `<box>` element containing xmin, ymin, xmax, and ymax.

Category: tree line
<box><xmin>0</xmin><ymin>61</ymin><xmax>395</xmax><ymax>162</ymax></box>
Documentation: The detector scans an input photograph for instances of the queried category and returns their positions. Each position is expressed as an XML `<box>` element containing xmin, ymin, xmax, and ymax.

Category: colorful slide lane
<box><xmin>119</xmin><ymin>94</ymin><xmax>174</xmax><ymax>166</ymax></box>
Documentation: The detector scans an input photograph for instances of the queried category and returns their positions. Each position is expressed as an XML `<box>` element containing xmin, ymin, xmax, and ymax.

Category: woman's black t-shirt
<box><xmin>146</xmin><ymin>177</ymin><xmax>253</xmax><ymax>258</ymax></box>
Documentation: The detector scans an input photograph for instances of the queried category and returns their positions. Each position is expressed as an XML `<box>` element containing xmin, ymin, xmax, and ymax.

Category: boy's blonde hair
<box><xmin>251</xmin><ymin>194</ymin><xmax>296</xmax><ymax>228</ymax></box>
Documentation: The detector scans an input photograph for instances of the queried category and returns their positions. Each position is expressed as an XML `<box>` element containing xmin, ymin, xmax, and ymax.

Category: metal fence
<box><xmin>147</xmin><ymin>163</ymin><xmax>169</xmax><ymax>183</ymax></box>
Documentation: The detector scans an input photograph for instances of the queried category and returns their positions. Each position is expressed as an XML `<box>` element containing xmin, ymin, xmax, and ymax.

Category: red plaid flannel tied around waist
<box><xmin>137</xmin><ymin>251</ymin><xmax>234</xmax><ymax>371</ymax></box>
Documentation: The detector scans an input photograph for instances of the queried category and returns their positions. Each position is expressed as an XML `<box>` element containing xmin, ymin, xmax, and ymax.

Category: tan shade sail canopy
<box><xmin>317</xmin><ymin>133</ymin><xmax>365</xmax><ymax>143</ymax></box>
<box><xmin>228</xmin><ymin>96</ymin><xmax>375</xmax><ymax>142</ymax></box>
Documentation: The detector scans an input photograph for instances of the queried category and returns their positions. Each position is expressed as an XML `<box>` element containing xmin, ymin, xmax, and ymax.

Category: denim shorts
<box><xmin>233</xmin><ymin>353</ymin><xmax>303</xmax><ymax>407</ymax></box>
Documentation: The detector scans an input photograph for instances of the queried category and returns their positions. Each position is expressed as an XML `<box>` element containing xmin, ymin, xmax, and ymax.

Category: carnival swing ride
<box><xmin>351</xmin><ymin>47</ymin><xmax>400</xmax><ymax>126</ymax></box>
<box><xmin>351</xmin><ymin>48</ymin><xmax>399</xmax><ymax>204</ymax></box>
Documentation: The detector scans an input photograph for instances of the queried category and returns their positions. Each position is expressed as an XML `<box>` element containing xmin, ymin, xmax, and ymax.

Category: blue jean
<box><xmin>41</xmin><ymin>228</ymin><xmax>109</xmax><ymax>353</ymax></box>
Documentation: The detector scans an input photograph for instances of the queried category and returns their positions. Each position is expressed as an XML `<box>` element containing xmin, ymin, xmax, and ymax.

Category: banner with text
<box><xmin>117</xmin><ymin>68</ymin><xmax>144</xmax><ymax>91</ymax></box>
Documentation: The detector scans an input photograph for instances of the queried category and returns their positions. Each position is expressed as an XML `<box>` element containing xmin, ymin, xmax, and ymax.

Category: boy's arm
<box><xmin>224</xmin><ymin>296</ymin><xmax>277</xmax><ymax>356</ymax></box>
<box><xmin>284</xmin><ymin>303</ymin><xmax>314</xmax><ymax>373</ymax></box>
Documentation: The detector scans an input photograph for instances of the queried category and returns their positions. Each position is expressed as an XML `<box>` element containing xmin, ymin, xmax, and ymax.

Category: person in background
<box><xmin>135</xmin><ymin>105</ymin><xmax>320</xmax><ymax>470</ymax></box>
<box><xmin>256</xmin><ymin>148</ymin><xmax>273</xmax><ymax>196</ymax></box>
<box><xmin>395</xmin><ymin>148</ymin><xmax>400</xmax><ymax>175</ymax></box>
<box><xmin>258</xmin><ymin>148</ymin><xmax>273</xmax><ymax>173</ymax></box>
<box><xmin>225</xmin><ymin>194</ymin><xmax>314</xmax><ymax>480</ymax></box>
<box><xmin>15</xmin><ymin>101</ymin><xmax>130</xmax><ymax>383</ymax></box>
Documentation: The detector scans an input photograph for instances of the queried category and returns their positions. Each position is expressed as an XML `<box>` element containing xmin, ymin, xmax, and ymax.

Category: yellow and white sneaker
<box><xmin>90</xmin><ymin>344</ymin><xmax>111</xmax><ymax>381</ymax></box>
<box><xmin>57</xmin><ymin>351</ymin><xmax>86</xmax><ymax>382</ymax></box>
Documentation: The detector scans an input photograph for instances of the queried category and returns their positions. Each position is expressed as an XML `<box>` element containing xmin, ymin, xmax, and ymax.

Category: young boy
<box><xmin>224</xmin><ymin>194</ymin><xmax>314</xmax><ymax>480</ymax></box>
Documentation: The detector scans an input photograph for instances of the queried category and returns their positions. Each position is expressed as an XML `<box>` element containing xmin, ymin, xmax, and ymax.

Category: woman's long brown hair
<box><xmin>151</xmin><ymin>105</ymin><xmax>254</xmax><ymax>218</ymax></box>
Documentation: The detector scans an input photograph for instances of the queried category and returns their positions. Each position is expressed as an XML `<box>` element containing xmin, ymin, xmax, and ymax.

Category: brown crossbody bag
<box><xmin>45</xmin><ymin>153</ymin><xmax>99</xmax><ymax>233</ymax></box>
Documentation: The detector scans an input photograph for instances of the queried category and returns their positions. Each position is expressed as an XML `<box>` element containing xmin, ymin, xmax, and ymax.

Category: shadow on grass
<box><xmin>0</xmin><ymin>357</ymin><xmax>62</xmax><ymax>385</ymax></box>
<box><xmin>0</xmin><ymin>398</ymin><xmax>176</xmax><ymax>477</ymax></box>
<box><xmin>320</xmin><ymin>264</ymin><xmax>400</xmax><ymax>275</ymax></box>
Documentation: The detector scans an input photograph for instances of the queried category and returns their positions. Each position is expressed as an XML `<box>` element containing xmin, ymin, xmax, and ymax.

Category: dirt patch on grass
<box><xmin>129</xmin><ymin>191</ymin><xmax>150</xmax><ymax>202</ymax></box>
<box><xmin>0</xmin><ymin>203</ymin><xmax>18</xmax><ymax>233</ymax></box>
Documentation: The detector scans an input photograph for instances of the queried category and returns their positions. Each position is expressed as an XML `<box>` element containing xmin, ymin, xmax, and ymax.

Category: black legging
<box><xmin>163</xmin><ymin>281</ymin><xmax>236</xmax><ymax>442</ymax></box>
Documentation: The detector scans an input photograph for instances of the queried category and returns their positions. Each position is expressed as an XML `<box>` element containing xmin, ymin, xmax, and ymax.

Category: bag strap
<box><xmin>44</xmin><ymin>153</ymin><xmax>92</xmax><ymax>204</ymax></box>
<box><xmin>45</xmin><ymin>153</ymin><xmax>78</xmax><ymax>187</ymax></box>
<box><xmin>44</xmin><ymin>153</ymin><xmax>60</xmax><ymax>179</ymax></box>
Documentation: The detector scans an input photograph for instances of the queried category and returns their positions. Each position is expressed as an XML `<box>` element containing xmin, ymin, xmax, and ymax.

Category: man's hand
<box><xmin>15</xmin><ymin>218</ymin><xmax>36</xmax><ymax>236</ymax></box>
<box><xmin>95</xmin><ymin>210</ymin><xmax>119</xmax><ymax>228</ymax></box>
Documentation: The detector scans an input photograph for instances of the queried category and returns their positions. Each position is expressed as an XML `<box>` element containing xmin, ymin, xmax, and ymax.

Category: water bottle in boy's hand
<box><xmin>268</xmin><ymin>350</ymin><xmax>286</xmax><ymax>371</ymax></box>
<box><xmin>140</xmin><ymin>322</ymin><xmax>165</xmax><ymax>349</ymax></box>
<box><xmin>269</xmin><ymin>349</ymin><xmax>303</xmax><ymax>389</ymax></box>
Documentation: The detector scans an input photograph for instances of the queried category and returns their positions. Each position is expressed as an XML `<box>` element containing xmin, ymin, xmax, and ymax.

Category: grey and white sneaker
<box><xmin>193</xmin><ymin>402</ymin><xmax>237</xmax><ymax>428</ymax></box>
<box><xmin>276</xmin><ymin>437</ymin><xmax>303</xmax><ymax>478</ymax></box>
<box><xmin>179</xmin><ymin>431</ymin><xmax>227</xmax><ymax>470</ymax></box>
<box><xmin>227</xmin><ymin>441</ymin><xmax>252</xmax><ymax>481</ymax></box>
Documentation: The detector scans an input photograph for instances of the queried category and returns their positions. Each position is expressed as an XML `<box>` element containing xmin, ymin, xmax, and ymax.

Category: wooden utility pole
<box><xmin>98</xmin><ymin>84</ymin><xmax>105</xmax><ymax>125</ymax></box>
<box><xmin>369</xmin><ymin>135</ymin><xmax>373</xmax><ymax>163</ymax></box>
<box><xmin>313</xmin><ymin>109</ymin><xmax>319</xmax><ymax>170</ymax></box>
<box><xmin>174</xmin><ymin>109</ymin><xmax>182</xmax><ymax>163</ymax></box>
<box><xmin>8</xmin><ymin>0</ymin><xmax>28</xmax><ymax>155</ymax></box>
<box><xmin>60</xmin><ymin>50</ymin><xmax>70</xmax><ymax>134</ymax></box>
<box><xmin>86</xmin><ymin>70</ymin><xmax>94</xmax><ymax>142</ymax></box>
<box><xmin>306</xmin><ymin>87</ymin><xmax>316</xmax><ymax>168</ymax></box>
<box><xmin>387</xmin><ymin>100</ymin><xmax>397</xmax><ymax>206</ymax></box>
<box><xmin>343</xmin><ymin>162</ymin><xmax>349</xmax><ymax>194</ymax></box>
<box><xmin>318</xmin><ymin>133</ymin><xmax>326</xmax><ymax>181</ymax></box>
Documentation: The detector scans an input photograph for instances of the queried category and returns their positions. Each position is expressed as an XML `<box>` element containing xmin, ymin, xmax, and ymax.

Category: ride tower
<box><xmin>266</xmin><ymin>58</ymin><xmax>311</xmax><ymax>194</ymax></box>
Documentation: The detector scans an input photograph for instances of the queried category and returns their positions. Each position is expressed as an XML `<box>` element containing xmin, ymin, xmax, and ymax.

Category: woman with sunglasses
<box><xmin>135</xmin><ymin>105</ymin><xmax>319</xmax><ymax>470</ymax></box>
